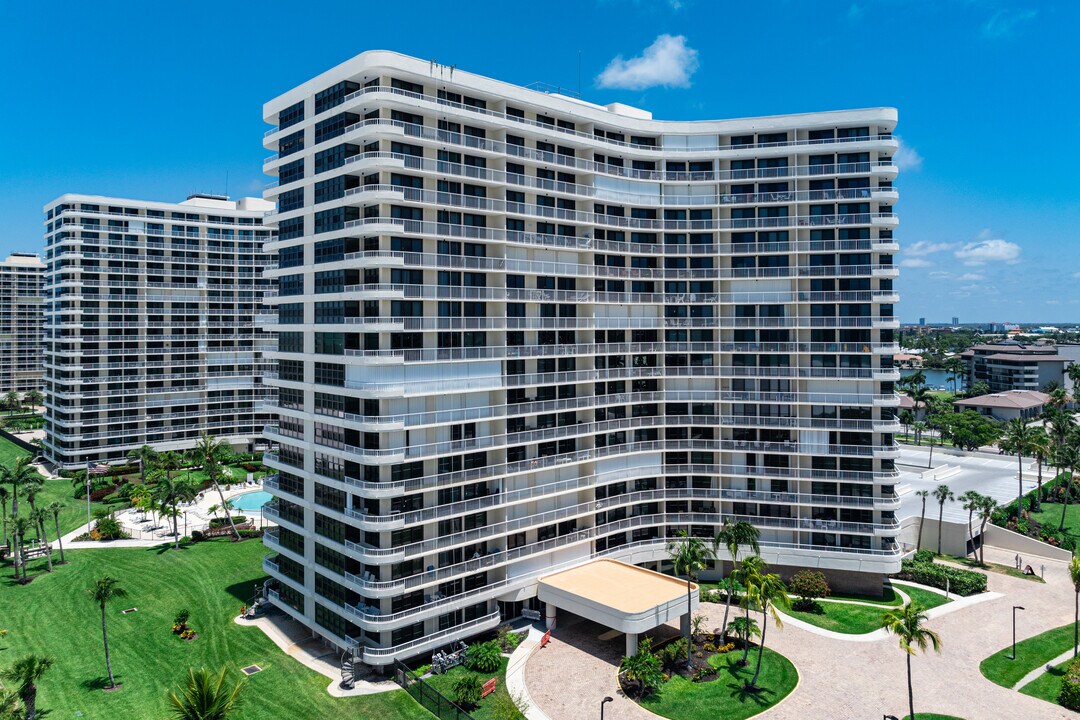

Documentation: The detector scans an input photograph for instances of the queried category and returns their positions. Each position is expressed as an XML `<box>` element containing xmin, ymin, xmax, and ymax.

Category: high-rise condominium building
<box><xmin>0</xmin><ymin>253</ymin><xmax>46</xmax><ymax>394</ymax></box>
<box><xmin>42</xmin><ymin>193</ymin><xmax>276</xmax><ymax>470</ymax></box>
<box><xmin>260</xmin><ymin>50</ymin><xmax>902</xmax><ymax>670</ymax></box>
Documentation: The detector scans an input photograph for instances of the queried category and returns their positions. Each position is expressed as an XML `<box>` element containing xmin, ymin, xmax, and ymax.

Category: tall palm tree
<box><xmin>736</xmin><ymin>555</ymin><xmax>766</xmax><ymax>665</ymax></box>
<box><xmin>713</xmin><ymin>520</ymin><xmax>760</xmax><ymax>641</ymax></box>
<box><xmin>747</xmin><ymin>569</ymin><xmax>788</xmax><ymax>689</ymax></box>
<box><xmin>22</xmin><ymin>390</ymin><xmax>42</xmax><ymax>414</ymax></box>
<box><xmin>899</xmin><ymin>409</ymin><xmax>914</xmax><ymax>440</ymax></box>
<box><xmin>167</xmin><ymin>667</ymin><xmax>245</xmax><ymax>720</ymax></box>
<box><xmin>88</xmin><ymin>576</ymin><xmax>127</xmax><ymax>690</ymax></box>
<box><xmin>159</xmin><ymin>451</ymin><xmax>183</xmax><ymax>482</ymax></box>
<box><xmin>882</xmin><ymin>603</ymin><xmax>941</xmax><ymax>720</ymax></box>
<box><xmin>47</xmin><ymin>502</ymin><xmax>65</xmax><ymax>564</ymax></box>
<box><xmin>1002</xmin><ymin>418</ymin><xmax>1037</xmax><ymax>519</ymax></box>
<box><xmin>907</xmin><ymin>384</ymin><xmax>930</xmax><ymax>423</ymax></box>
<box><xmin>0</xmin><ymin>655</ymin><xmax>53</xmax><ymax>720</ymax></box>
<box><xmin>194</xmin><ymin>434</ymin><xmax>240</xmax><ymax>541</ymax></box>
<box><xmin>666</xmin><ymin>531</ymin><xmax>715</xmax><ymax>666</ymax></box>
<box><xmin>0</xmin><ymin>486</ymin><xmax>8</xmax><ymax>547</ymax></box>
<box><xmin>2</xmin><ymin>456</ymin><xmax>38</xmax><ymax>522</ymax></box>
<box><xmin>976</xmin><ymin>496</ymin><xmax>998</xmax><ymax>565</ymax></box>
<box><xmin>1029</xmin><ymin>427</ymin><xmax>1052</xmax><ymax>511</ymax></box>
<box><xmin>1047</xmin><ymin>407</ymin><xmax>1076</xmax><ymax>455</ymax></box>
<box><xmin>9</xmin><ymin>517</ymin><xmax>30</xmax><ymax>581</ymax></box>
<box><xmin>943</xmin><ymin>356</ymin><xmax>965</xmax><ymax>393</ymax></box>
<box><xmin>932</xmin><ymin>485</ymin><xmax>954</xmax><ymax>555</ymax></box>
<box><xmin>1071</xmin><ymin>557</ymin><xmax>1080</xmax><ymax>659</ymax></box>
<box><xmin>128</xmin><ymin>444</ymin><xmax>158</xmax><ymax>485</ymax></box>
<box><xmin>29</xmin><ymin>509</ymin><xmax>51</xmax><ymax>573</ymax></box>
<box><xmin>914</xmin><ymin>490</ymin><xmax>930</xmax><ymax>551</ymax></box>
<box><xmin>155</xmin><ymin>474</ymin><xmax>196</xmax><ymax>549</ymax></box>
<box><xmin>1057</xmin><ymin>443</ymin><xmax>1080</xmax><ymax>532</ymax></box>
<box><xmin>2</xmin><ymin>391</ymin><xmax>20</xmax><ymax>415</ymax></box>
<box><xmin>958</xmin><ymin>491</ymin><xmax>982</xmax><ymax>559</ymax></box>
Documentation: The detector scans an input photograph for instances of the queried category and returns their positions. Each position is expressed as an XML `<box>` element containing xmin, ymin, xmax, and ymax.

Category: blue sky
<box><xmin>3</xmin><ymin>0</ymin><xmax>1077</xmax><ymax>322</ymax></box>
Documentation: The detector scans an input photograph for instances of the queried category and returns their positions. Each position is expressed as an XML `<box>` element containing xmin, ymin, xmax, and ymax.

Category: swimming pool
<box><xmin>229</xmin><ymin>490</ymin><xmax>273</xmax><ymax>512</ymax></box>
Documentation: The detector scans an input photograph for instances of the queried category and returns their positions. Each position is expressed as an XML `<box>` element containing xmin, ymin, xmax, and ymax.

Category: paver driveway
<box><xmin>524</xmin><ymin>546</ymin><xmax>1076</xmax><ymax>719</ymax></box>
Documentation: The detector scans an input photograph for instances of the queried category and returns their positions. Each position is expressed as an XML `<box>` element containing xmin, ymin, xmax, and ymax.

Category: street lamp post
<box><xmin>601</xmin><ymin>696</ymin><xmax>613</xmax><ymax>720</ymax></box>
<box><xmin>1012</xmin><ymin>605</ymin><xmax>1026</xmax><ymax>660</ymax></box>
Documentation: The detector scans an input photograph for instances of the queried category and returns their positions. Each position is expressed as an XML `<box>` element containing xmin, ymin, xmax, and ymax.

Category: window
<box><xmin>314</xmin><ymin>269</ymin><xmax>345</xmax><ymax>293</ymax></box>
<box><xmin>278</xmin><ymin>130</ymin><xmax>304</xmax><ymax>157</ymax></box>
<box><xmin>279</xmin><ymin>244</ymin><xmax>303</xmax><ymax>268</ymax></box>
<box><xmin>314</xmin><ymin>144</ymin><xmax>359</xmax><ymax>174</ymax></box>
<box><xmin>315</xmin><ymin>112</ymin><xmax>359</xmax><ymax>144</ymax></box>
<box><xmin>279</xmin><ymin>159</ymin><xmax>304</xmax><ymax>185</ymax></box>
<box><xmin>278</xmin><ymin>188</ymin><xmax>304</xmax><ymax>213</ymax></box>
<box><xmin>279</xmin><ymin>387</ymin><xmax>303</xmax><ymax>409</ymax></box>
<box><xmin>314</xmin><ymin>80</ymin><xmax>360</xmax><ymax>114</ymax></box>
<box><xmin>278</xmin><ymin>332</ymin><xmax>303</xmax><ymax>353</ymax></box>
<box><xmin>314</xmin><ymin>301</ymin><xmax>345</xmax><ymax>323</ymax></box>
<box><xmin>279</xmin><ymin>274</ymin><xmax>304</xmax><ymax>296</ymax></box>
<box><xmin>314</xmin><ymin>207</ymin><xmax>359</xmax><ymax>234</ymax></box>
<box><xmin>314</xmin><ymin>362</ymin><xmax>345</xmax><ymax>386</ymax></box>
<box><xmin>279</xmin><ymin>217</ymin><xmax>304</xmax><ymax>241</ymax></box>
<box><xmin>278</xmin><ymin>100</ymin><xmax>304</xmax><ymax>130</ymax></box>
<box><xmin>278</xmin><ymin>303</ymin><xmax>303</xmax><ymax>324</ymax></box>
<box><xmin>278</xmin><ymin>359</ymin><xmax>304</xmax><ymax>382</ymax></box>
<box><xmin>315</xmin><ymin>332</ymin><xmax>344</xmax><ymax>354</ymax></box>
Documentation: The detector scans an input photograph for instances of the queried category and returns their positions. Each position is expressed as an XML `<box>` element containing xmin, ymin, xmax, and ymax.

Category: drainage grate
<box><xmin>241</xmin><ymin>665</ymin><xmax>262</xmax><ymax>676</ymax></box>
<box><xmin>121</xmin><ymin>608</ymin><xmax>138</xmax><ymax>614</ymax></box>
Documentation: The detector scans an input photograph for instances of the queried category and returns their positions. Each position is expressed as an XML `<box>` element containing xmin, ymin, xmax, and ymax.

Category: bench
<box><xmin>22</xmin><ymin>546</ymin><xmax>48</xmax><ymax>559</ymax></box>
<box><xmin>481</xmin><ymin>678</ymin><xmax>497</xmax><ymax>699</ymax></box>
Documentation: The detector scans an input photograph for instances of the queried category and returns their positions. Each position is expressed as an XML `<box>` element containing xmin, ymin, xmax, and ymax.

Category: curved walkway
<box><xmin>524</xmin><ymin>546</ymin><xmax>1076</xmax><ymax>719</ymax></box>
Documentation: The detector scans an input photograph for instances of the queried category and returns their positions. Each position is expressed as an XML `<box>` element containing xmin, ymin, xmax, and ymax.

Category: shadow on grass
<box><xmin>80</xmin><ymin>674</ymin><xmax>122</xmax><ymax>691</ymax></box>
<box><xmin>225</xmin><ymin>577</ymin><xmax>268</xmax><ymax>606</ymax></box>
<box><xmin>152</xmin><ymin>542</ymin><xmax>191</xmax><ymax>556</ymax></box>
<box><xmin>724</xmin><ymin>681</ymin><xmax>775</xmax><ymax>707</ymax></box>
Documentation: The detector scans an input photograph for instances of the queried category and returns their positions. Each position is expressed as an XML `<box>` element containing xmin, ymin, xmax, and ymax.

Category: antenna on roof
<box><xmin>225</xmin><ymin>170</ymin><xmax>229</xmax><ymax>198</ymax></box>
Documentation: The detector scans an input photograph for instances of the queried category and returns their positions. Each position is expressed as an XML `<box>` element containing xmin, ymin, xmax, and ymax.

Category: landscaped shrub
<box><xmin>496</xmin><ymin>623</ymin><xmax>524</xmax><ymax>652</ymax></box>
<box><xmin>620</xmin><ymin>637</ymin><xmax>664</xmax><ymax>698</ymax></box>
<box><xmin>657</xmin><ymin>637</ymin><xmax>687</xmax><ymax>671</ymax></box>
<box><xmin>788</xmin><ymin>569</ymin><xmax>830</xmax><ymax>610</ymax></box>
<box><xmin>894</xmin><ymin>557</ymin><xmax>987</xmax><ymax>596</ymax></box>
<box><xmin>209</xmin><ymin>515</ymin><xmax>248</xmax><ymax>529</ymax></box>
<box><xmin>93</xmin><ymin>516</ymin><xmax>127</xmax><ymax>540</ymax></box>
<box><xmin>465</xmin><ymin>640</ymin><xmax>502</xmax><ymax>673</ymax></box>
<box><xmin>452</xmin><ymin>673</ymin><xmax>484</xmax><ymax>708</ymax></box>
<box><xmin>237</xmin><ymin>528</ymin><xmax>263</xmax><ymax>539</ymax></box>
<box><xmin>1059</xmin><ymin>657</ymin><xmax>1080</xmax><ymax>710</ymax></box>
<box><xmin>190</xmin><ymin>530</ymin><xmax>205</xmax><ymax>543</ymax></box>
<box><xmin>913</xmin><ymin>549</ymin><xmax>935</xmax><ymax>564</ymax></box>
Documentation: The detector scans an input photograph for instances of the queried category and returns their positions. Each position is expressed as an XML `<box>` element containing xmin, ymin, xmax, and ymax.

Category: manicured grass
<box><xmin>640</xmin><ymin>647</ymin><xmax>798</xmax><ymax>720</ymax></box>
<box><xmin>979</xmin><ymin>622</ymin><xmax>1075</xmax><ymax>689</ymax></box>
<box><xmin>898</xmin><ymin>585</ymin><xmax>951</xmax><ymax>610</ymax></box>
<box><xmin>0</xmin><ymin>433</ymin><xmax>31</xmax><ymax>466</ymax></box>
<box><xmin>785</xmin><ymin>586</ymin><xmax>951</xmax><ymax>634</ymax></box>
<box><xmin>425</xmin><ymin>656</ymin><xmax>522</xmax><ymax>720</ymax></box>
<box><xmin>1019</xmin><ymin>658</ymin><xmax>1070</xmax><ymax>703</ymax></box>
<box><xmin>825</xmin><ymin>584</ymin><xmax>902</xmax><ymax>606</ymax></box>
<box><xmin>938</xmin><ymin>554</ymin><xmax>1044</xmax><ymax>583</ymax></box>
<box><xmin>0</xmin><ymin>538</ymin><xmax>434</xmax><ymax>720</ymax></box>
<box><xmin>1029</xmin><ymin>502</ymin><xmax>1080</xmax><ymax>545</ymax></box>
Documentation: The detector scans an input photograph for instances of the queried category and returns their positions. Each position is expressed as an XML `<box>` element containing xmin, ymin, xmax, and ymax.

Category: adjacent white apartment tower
<box><xmin>42</xmin><ymin>193</ymin><xmax>276</xmax><ymax>470</ymax></box>
<box><xmin>260</xmin><ymin>50</ymin><xmax>903</xmax><ymax>669</ymax></box>
<box><xmin>0</xmin><ymin>253</ymin><xmax>46</xmax><ymax>394</ymax></box>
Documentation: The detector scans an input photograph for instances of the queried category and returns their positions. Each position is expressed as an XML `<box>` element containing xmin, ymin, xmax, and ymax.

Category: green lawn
<box><xmin>1028</xmin><ymin>502</ymin><xmax>1080</xmax><ymax>545</ymax></box>
<box><xmin>425</xmin><ymin>656</ymin><xmax>523</xmax><ymax>720</ymax></box>
<box><xmin>937</xmin><ymin>553</ymin><xmax>1044</xmax><ymax>583</ymax></box>
<box><xmin>0</xmin><ymin>433</ymin><xmax>31</xmax><ymax>466</ymax></box>
<box><xmin>785</xmin><ymin>586</ymin><xmax>950</xmax><ymax>635</ymax></box>
<box><xmin>1019</xmin><ymin>658</ymin><xmax>1070</xmax><ymax>703</ymax></box>
<box><xmin>640</xmin><ymin>647</ymin><xmax>798</xmax><ymax>720</ymax></box>
<box><xmin>980</xmin><ymin>622</ymin><xmax>1075</xmax><ymax>689</ymax></box>
<box><xmin>0</xmin><ymin>538</ymin><xmax>434</xmax><ymax>720</ymax></box>
<box><xmin>821</xmin><ymin>584</ymin><xmax>903</xmax><ymax>606</ymax></box>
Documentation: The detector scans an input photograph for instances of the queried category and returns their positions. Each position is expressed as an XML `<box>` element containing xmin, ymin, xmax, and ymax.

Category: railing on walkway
<box><xmin>393</xmin><ymin>660</ymin><xmax>477</xmax><ymax>720</ymax></box>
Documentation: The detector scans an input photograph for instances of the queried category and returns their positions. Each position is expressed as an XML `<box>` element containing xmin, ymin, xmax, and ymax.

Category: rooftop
<box><xmin>538</xmin><ymin>559</ymin><xmax>691</xmax><ymax>615</ymax></box>
<box><xmin>954</xmin><ymin>390</ymin><xmax>1050</xmax><ymax>410</ymax></box>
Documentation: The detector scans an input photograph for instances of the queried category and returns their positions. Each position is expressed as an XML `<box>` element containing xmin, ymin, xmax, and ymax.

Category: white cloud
<box><xmin>957</xmin><ymin>273</ymin><xmax>986</xmax><ymax>282</ymax></box>
<box><xmin>1047</xmin><ymin>299</ymin><xmax>1062</xmax><ymax>305</ymax></box>
<box><xmin>982</xmin><ymin>8</ymin><xmax>1037</xmax><ymax>39</ymax></box>
<box><xmin>954</xmin><ymin>237</ymin><xmax>1022</xmax><ymax>266</ymax></box>
<box><xmin>929</xmin><ymin>271</ymin><xmax>951</xmax><ymax>279</ymax></box>
<box><xmin>904</xmin><ymin>240</ymin><xmax>951</xmax><ymax>257</ymax></box>
<box><xmin>596</xmin><ymin>34</ymin><xmax>699</xmax><ymax>90</ymax></box>
<box><xmin>894</xmin><ymin>139</ymin><xmax>923</xmax><ymax>171</ymax></box>
<box><xmin>899</xmin><ymin>258</ymin><xmax>933</xmax><ymax>269</ymax></box>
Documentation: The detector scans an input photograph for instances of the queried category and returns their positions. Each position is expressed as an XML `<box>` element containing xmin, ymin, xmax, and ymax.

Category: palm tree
<box><xmin>127</xmin><ymin>444</ymin><xmax>158</xmax><ymax>485</ymax></box>
<box><xmin>902</xmin><ymin>369</ymin><xmax>927</xmax><ymax>391</ymax></box>
<box><xmin>882</xmin><ymin>603</ymin><xmax>941</xmax><ymax>720</ymax></box>
<box><xmin>932</xmin><ymin>485</ymin><xmax>954</xmax><ymax>555</ymax></box>
<box><xmin>155</xmin><ymin>474</ymin><xmax>196</xmax><ymax>549</ymax></box>
<box><xmin>2</xmin><ymin>456</ymin><xmax>38</xmax><ymax>522</ymax></box>
<box><xmin>2</xmin><ymin>391</ymin><xmax>20</xmax><ymax>415</ymax></box>
<box><xmin>0</xmin><ymin>655</ymin><xmax>53</xmax><ymax>720</ymax></box>
<box><xmin>1071</xmin><ymin>557</ymin><xmax>1080</xmax><ymax>659</ymax></box>
<box><xmin>194</xmin><ymin>434</ymin><xmax>240</xmax><ymax>541</ymax></box>
<box><xmin>914</xmin><ymin>490</ymin><xmax>930</xmax><ymax>551</ymax></box>
<box><xmin>747</xmin><ymin>570</ymin><xmax>788</xmax><ymax>689</ymax></box>
<box><xmin>911</xmin><ymin>421</ymin><xmax>926</xmax><ymax>446</ymax></box>
<box><xmin>736</xmin><ymin>555</ymin><xmax>766</xmax><ymax>665</ymax></box>
<box><xmin>159</xmin><ymin>451</ymin><xmax>183</xmax><ymax>482</ymax></box>
<box><xmin>976</xmin><ymin>496</ymin><xmax>998</xmax><ymax>565</ymax></box>
<box><xmin>47</xmin><ymin>502</ymin><xmax>65</xmax><ymax>563</ymax></box>
<box><xmin>8</xmin><ymin>517</ymin><xmax>30</xmax><ymax>581</ymax></box>
<box><xmin>943</xmin><ymin>356</ymin><xmax>965</xmax><ymax>393</ymax></box>
<box><xmin>907</xmin><ymin>384</ymin><xmax>930</xmax><ymax>423</ymax></box>
<box><xmin>1047</xmin><ymin>407</ymin><xmax>1076</xmax><ymax>452</ymax></box>
<box><xmin>1002</xmin><ymin>417</ymin><xmax>1037</xmax><ymax>519</ymax></box>
<box><xmin>167</xmin><ymin>667</ymin><xmax>245</xmax><ymax>720</ymax></box>
<box><xmin>0</xmin><ymin>486</ymin><xmax>8</xmax><ymax>547</ymax></box>
<box><xmin>728</xmin><ymin>616</ymin><xmax>759</xmax><ymax>659</ymax></box>
<box><xmin>1029</xmin><ymin>427</ymin><xmax>1052</xmax><ymax>511</ymax></box>
<box><xmin>88</xmin><ymin>576</ymin><xmax>127</xmax><ymax>690</ymax></box>
<box><xmin>22</xmin><ymin>390</ymin><xmax>42</xmax><ymax>414</ymax></box>
<box><xmin>1057</xmin><ymin>443</ymin><xmax>1080</xmax><ymax>532</ymax></box>
<box><xmin>899</xmin><ymin>409</ymin><xmax>914</xmax><ymax>440</ymax></box>
<box><xmin>666</xmin><ymin>531</ymin><xmax>715</xmax><ymax>666</ymax></box>
<box><xmin>29</xmin><ymin>509</ymin><xmax>51</xmax><ymax>573</ymax></box>
<box><xmin>713</xmin><ymin>520</ymin><xmax>760</xmax><ymax>641</ymax></box>
<box><xmin>958</xmin><ymin>491</ymin><xmax>982</xmax><ymax>559</ymax></box>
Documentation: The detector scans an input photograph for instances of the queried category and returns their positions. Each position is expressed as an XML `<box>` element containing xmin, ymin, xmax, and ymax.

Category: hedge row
<box><xmin>894</xmin><ymin>556</ymin><xmax>987</xmax><ymax>596</ymax></box>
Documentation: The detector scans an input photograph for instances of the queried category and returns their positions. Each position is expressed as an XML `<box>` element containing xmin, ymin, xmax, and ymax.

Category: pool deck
<box><xmin>59</xmin><ymin>479</ymin><xmax>275</xmax><ymax>548</ymax></box>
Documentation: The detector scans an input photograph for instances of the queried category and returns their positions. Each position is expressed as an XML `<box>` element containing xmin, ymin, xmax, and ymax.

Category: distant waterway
<box><xmin>900</xmin><ymin>368</ymin><xmax>962</xmax><ymax>391</ymax></box>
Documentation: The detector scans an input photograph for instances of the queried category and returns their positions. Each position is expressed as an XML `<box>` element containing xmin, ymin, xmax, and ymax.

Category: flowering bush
<box><xmin>179</xmin><ymin>628</ymin><xmax>196</xmax><ymax>640</ymax></box>
<box><xmin>702</xmin><ymin>643</ymin><xmax>716</xmax><ymax>652</ymax></box>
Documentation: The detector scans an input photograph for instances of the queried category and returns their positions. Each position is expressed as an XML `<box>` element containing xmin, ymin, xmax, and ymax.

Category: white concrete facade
<box><xmin>258</xmin><ymin>49</ymin><xmax>904</xmax><ymax>670</ymax></box>
<box><xmin>42</xmin><ymin>193</ymin><xmax>276</xmax><ymax>469</ymax></box>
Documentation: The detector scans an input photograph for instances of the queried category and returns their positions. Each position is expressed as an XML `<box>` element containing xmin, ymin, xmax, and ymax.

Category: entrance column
<box><xmin>681</xmin><ymin>612</ymin><xmax>691</xmax><ymax>637</ymax></box>
<box><xmin>545</xmin><ymin>603</ymin><xmax>556</xmax><ymax>630</ymax></box>
<box><xmin>625</xmin><ymin>632</ymin><xmax>638</xmax><ymax>657</ymax></box>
